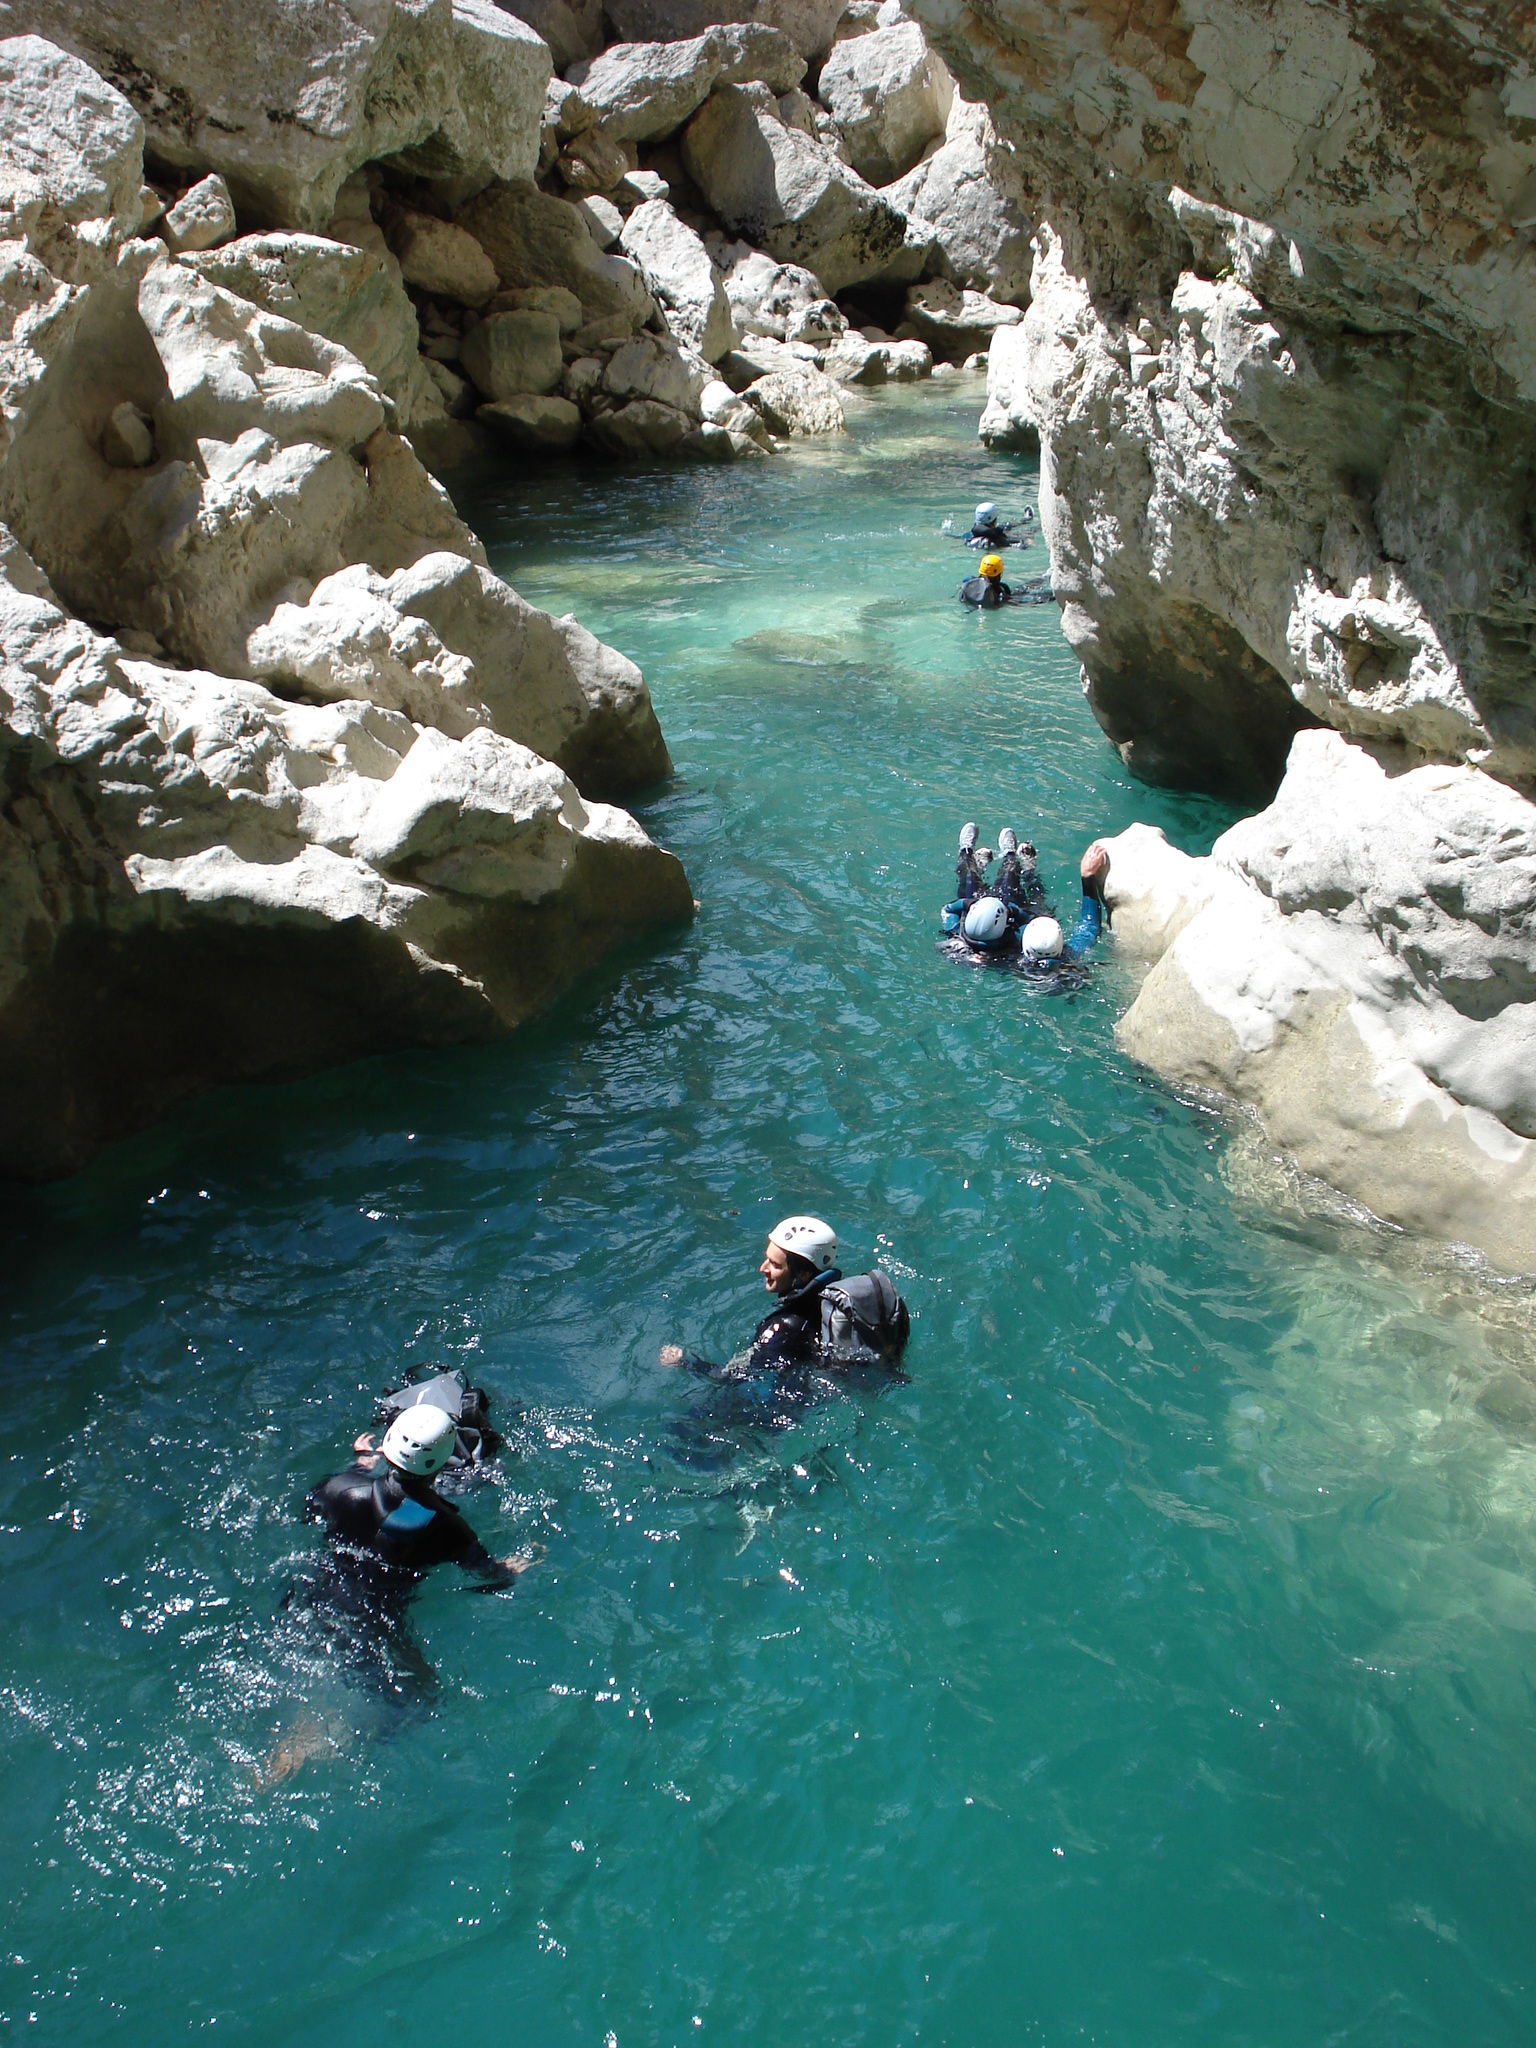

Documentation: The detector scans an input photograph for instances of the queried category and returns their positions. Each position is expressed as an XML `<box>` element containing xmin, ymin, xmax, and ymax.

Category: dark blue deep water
<box><xmin>4</xmin><ymin>384</ymin><xmax>1535</xmax><ymax>2044</ymax></box>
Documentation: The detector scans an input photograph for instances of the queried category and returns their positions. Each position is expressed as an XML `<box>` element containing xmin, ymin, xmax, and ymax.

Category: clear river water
<box><xmin>4</xmin><ymin>383</ymin><xmax>1536</xmax><ymax>2045</ymax></box>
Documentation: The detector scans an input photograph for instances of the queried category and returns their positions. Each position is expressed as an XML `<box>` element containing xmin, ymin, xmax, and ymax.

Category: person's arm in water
<box><xmin>1063</xmin><ymin>841</ymin><xmax>1110</xmax><ymax>960</ymax></box>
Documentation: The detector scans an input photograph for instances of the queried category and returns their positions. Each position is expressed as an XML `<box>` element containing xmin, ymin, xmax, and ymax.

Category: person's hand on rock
<box><xmin>1081</xmin><ymin>839</ymin><xmax>1110</xmax><ymax>888</ymax></box>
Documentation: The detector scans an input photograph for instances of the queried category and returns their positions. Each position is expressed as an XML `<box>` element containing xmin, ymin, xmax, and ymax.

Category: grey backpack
<box><xmin>818</xmin><ymin>1271</ymin><xmax>911</xmax><ymax>1364</ymax></box>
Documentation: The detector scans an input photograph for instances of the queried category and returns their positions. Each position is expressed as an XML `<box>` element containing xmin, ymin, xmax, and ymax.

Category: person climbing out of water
<box><xmin>959</xmin><ymin>552</ymin><xmax>1011</xmax><ymax>607</ymax></box>
<box><xmin>658</xmin><ymin>1216</ymin><xmax>909</xmax><ymax>1378</ymax></box>
<box><xmin>965</xmin><ymin>501</ymin><xmax>1031</xmax><ymax>549</ymax></box>
<box><xmin>1018</xmin><ymin>840</ymin><xmax>1112</xmax><ymax>968</ymax></box>
<box><xmin>955</xmin><ymin>821</ymin><xmax>992</xmax><ymax>905</ymax></box>
<box><xmin>995</xmin><ymin>827</ymin><xmax>1047</xmax><ymax>928</ymax></box>
<box><xmin>307</xmin><ymin>1406</ymin><xmax>533</xmax><ymax>1585</ymax></box>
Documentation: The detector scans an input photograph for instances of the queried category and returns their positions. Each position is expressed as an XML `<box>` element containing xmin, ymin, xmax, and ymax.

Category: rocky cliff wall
<box><xmin>913</xmin><ymin>0</ymin><xmax>1536</xmax><ymax>1270</ymax></box>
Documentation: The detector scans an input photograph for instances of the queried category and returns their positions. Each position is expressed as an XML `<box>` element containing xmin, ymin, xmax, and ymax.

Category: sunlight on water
<box><xmin>2</xmin><ymin>384</ymin><xmax>1534</xmax><ymax>2044</ymax></box>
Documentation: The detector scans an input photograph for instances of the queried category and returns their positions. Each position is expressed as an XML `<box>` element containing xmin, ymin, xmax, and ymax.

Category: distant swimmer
<box><xmin>307</xmin><ymin>1406</ymin><xmax>532</xmax><ymax>1584</ymax></box>
<box><xmin>964</xmin><ymin>501</ymin><xmax>1033</xmax><ymax>549</ymax></box>
<box><xmin>955</xmin><ymin>821</ymin><xmax>993</xmax><ymax>906</ymax></box>
<box><xmin>659</xmin><ymin>1216</ymin><xmax>909</xmax><ymax>1379</ymax></box>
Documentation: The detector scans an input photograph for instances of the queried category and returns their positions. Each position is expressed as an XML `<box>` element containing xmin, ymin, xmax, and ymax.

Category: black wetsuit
<box><xmin>959</xmin><ymin>574</ymin><xmax>1010</xmax><ymax>608</ymax></box>
<box><xmin>305</xmin><ymin>1461</ymin><xmax>514</xmax><ymax>1583</ymax></box>
<box><xmin>967</xmin><ymin>519</ymin><xmax>1028</xmax><ymax>549</ymax></box>
<box><xmin>996</xmin><ymin>851</ymin><xmax>1047</xmax><ymax>926</ymax></box>
<box><xmin>682</xmin><ymin>1268</ymin><xmax>841</xmax><ymax>1381</ymax></box>
<box><xmin>956</xmin><ymin>848</ymin><xmax>991</xmax><ymax>904</ymax></box>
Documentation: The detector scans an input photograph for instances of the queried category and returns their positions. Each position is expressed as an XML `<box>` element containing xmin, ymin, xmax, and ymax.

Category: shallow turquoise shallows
<box><xmin>7</xmin><ymin>385</ymin><xmax>1536</xmax><ymax>2046</ymax></box>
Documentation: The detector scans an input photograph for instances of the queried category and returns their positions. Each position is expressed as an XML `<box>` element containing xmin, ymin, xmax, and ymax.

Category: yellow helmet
<box><xmin>979</xmin><ymin>552</ymin><xmax>1004</xmax><ymax>578</ymax></box>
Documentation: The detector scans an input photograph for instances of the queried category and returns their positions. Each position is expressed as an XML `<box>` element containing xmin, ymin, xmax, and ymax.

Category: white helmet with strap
<box><xmin>768</xmin><ymin>1215</ymin><xmax>838</xmax><ymax>1271</ymax></box>
<box><xmin>1021</xmin><ymin>914</ymin><xmax>1064</xmax><ymax>958</ymax></box>
<box><xmin>380</xmin><ymin>1404</ymin><xmax>457</xmax><ymax>1477</ymax></box>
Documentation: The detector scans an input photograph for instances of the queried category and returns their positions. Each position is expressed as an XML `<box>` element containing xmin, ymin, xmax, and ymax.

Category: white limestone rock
<box><xmin>456</xmin><ymin>182</ymin><xmax>655</xmax><ymax>344</ymax></box>
<box><xmin>900</xmin><ymin>279</ymin><xmax>1020</xmax><ymax>360</ymax></box>
<box><xmin>742</xmin><ymin>363</ymin><xmax>845</xmax><ymax>435</ymax></box>
<box><xmin>708</xmin><ymin>241</ymin><xmax>826</xmax><ymax>340</ymax></box>
<box><xmin>977</xmin><ymin>321</ymin><xmax>1036</xmax><ymax>451</ymax></box>
<box><xmin>385</xmin><ymin>209</ymin><xmax>498</xmax><ymax>306</ymax></box>
<box><xmin>620</xmin><ymin>201</ymin><xmax>736</xmax><ymax>362</ymax></box>
<box><xmin>21</xmin><ymin>0</ymin><xmax>552</xmax><ymax>231</ymax></box>
<box><xmin>459</xmin><ymin>308</ymin><xmax>565</xmax><ymax>400</ymax></box>
<box><xmin>560</xmin><ymin>24</ymin><xmax>805</xmax><ymax>145</ymax></box>
<box><xmin>1106</xmin><ymin>730</ymin><xmax>1536</xmax><ymax>1275</ymax></box>
<box><xmin>600</xmin><ymin>0</ymin><xmax>845</xmax><ymax>62</ymax></box>
<box><xmin>0</xmin><ymin>36</ymin><xmax>143</xmax><ymax>233</ymax></box>
<box><xmin>481</xmin><ymin>391</ymin><xmax>584</xmax><ymax>449</ymax></box>
<box><xmin>822</xmin><ymin>330</ymin><xmax>928</xmax><ymax>383</ymax></box>
<box><xmin>179</xmin><ymin>233</ymin><xmax>425</xmax><ymax>424</ymax></box>
<box><xmin>816</xmin><ymin>20</ymin><xmax>951</xmax><ymax>187</ymax></box>
<box><xmin>681</xmin><ymin>84</ymin><xmax>907</xmax><ymax>295</ymax></box>
<box><xmin>882</xmin><ymin>97</ymin><xmax>1031</xmax><ymax>306</ymax></box>
<box><xmin>0</xmin><ymin>547</ymin><xmax>691</xmax><ymax>1179</ymax></box>
<box><xmin>159</xmin><ymin>174</ymin><xmax>235</xmax><ymax>255</ymax></box>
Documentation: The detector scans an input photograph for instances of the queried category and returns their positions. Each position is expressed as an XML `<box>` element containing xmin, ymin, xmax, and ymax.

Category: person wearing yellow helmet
<box><xmin>959</xmin><ymin>550</ymin><xmax>1011</xmax><ymax>607</ymax></box>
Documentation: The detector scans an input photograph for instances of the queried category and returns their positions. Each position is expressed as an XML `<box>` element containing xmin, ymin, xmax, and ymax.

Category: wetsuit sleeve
<box><xmin>1063</xmin><ymin>888</ymin><xmax>1104</xmax><ymax>960</ymax></box>
<box><xmin>747</xmin><ymin>1309</ymin><xmax>817</xmax><ymax>1372</ymax></box>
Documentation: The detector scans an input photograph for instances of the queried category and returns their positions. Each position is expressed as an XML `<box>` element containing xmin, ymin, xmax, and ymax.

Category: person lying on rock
<box><xmin>955</xmin><ymin>820</ymin><xmax>993</xmax><ymax>905</ymax></box>
<box><xmin>995</xmin><ymin>827</ymin><xmax>1047</xmax><ymax>928</ymax></box>
<box><xmin>307</xmin><ymin>1406</ymin><xmax>533</xmax><ymax>1586</ymax></box>
<box><xmin>658</xmin><ymin>1216</ymin><xmax>909</xmax><ymax>1379</ymax></box>
<box><xmin>1018</xmin><ymin>840</ymin><xmax>1111</xmax><ymax>970</ymax></box>
<box><xmin>965</xmin><ymin>501</ymin><xmax>1032</xmax><ymax>548</ymax></box>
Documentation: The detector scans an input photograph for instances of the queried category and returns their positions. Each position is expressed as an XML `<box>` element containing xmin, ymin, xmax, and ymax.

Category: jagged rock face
<box><xmin>600</xmin><ymin>0</ymin><xmax>845</xmax><ymax>63</ymax></box>
<box><xmin>818</xmin><ymin>20</ymin><xmax>952</xmax><ymax>187</ymax></box>
<box><xmin>559</xmin><ymin>25</ymin><xmax>805</xmax><ymax>143</ymax></box>
<box><xmin>882</xmin><ymin>97</ymin><xmax>1031</xmax><ymax>306</ymax></box>
<box><xmin>0</xmin><ymin>36</ymin><xmax>692</xmax><ymax>1179</ymax></box>
<box><xmin>913</xmin><ymin>0</ymin><xmax>1536</xmax><ymax>802</ymax></box>
<box><xmin>621</xmin><ymin>200</ymin><xmax>737</xmax><ymax>360</ymax></box>
<box><xmin>1103</xmin><ymin>730</ymin><xmax>1536</xmax><ymax>1274</ymax></box>
<box><xmin>13</xmin><ymin>0</ymin><xmax>551</xmax><ymax>229</ymax></box>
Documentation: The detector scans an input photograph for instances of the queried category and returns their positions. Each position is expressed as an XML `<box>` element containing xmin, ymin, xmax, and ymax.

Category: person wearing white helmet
<box><xmin>1019</xmin><ymin>840</ymin><xmax>1112</xmax><ymax>969</ymax></box>
<box><xmin>305</xmin><ymin>1404</ymin><xmax>533</xmax><ymax>1583</ymax></box>
<box><xmin>965</xmin><ymin>501</ymin><xmax>1031</xmax><ymax>549</ymax></box>
<box><xmin>660</xmin><ymin>1215</ymin><xmax>842</xmax><ymax>1376</ymax></box>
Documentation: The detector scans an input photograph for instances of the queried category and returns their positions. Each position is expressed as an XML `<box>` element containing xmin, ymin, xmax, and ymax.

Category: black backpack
<box><xmin>818</xmin><ymin>1271</ymin><xmax>911</xmax><ymax>1365</ymax></box>
<box><xmin>375</xmin><ymin>1367</ymin><xmax>500</xmax><ymax>1470</ymax></box>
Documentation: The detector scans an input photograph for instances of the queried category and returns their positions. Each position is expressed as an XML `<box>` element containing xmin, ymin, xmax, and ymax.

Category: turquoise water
<box><xmin>5</xmin><ymin>383</ymin><xmax>1536</xmax><ymax>2043</ymax></box>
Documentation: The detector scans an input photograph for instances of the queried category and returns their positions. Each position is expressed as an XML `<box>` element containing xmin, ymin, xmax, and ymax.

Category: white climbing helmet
<box><xmin>975</xmin><ymin>501</ymin><xmax>997</xmax><ymax>525</ymax></box>
<box><xmin>768</xmin><ymin>1215</ymin><xmax>838</xmax><ymax>1271</ymax></box>
<box><xmin>963</xmin><ymin>896</ymin><xmax>1010</xmax><ymax>946</ymax></box>
<box><xmin>1021</xmin><ymin>914</ymin><xmax>1064</xmax><ymax>958</ymax></box>
<box><xmin>379</xmin><ymin>1403</ymin><xmax>457</xmax><ymax>1477</ymax></box>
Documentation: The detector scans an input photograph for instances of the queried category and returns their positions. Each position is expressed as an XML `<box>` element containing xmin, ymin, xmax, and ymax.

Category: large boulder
<box><xmin>599</xmin><ymin>0</ymin><xmax>845</xmax><ymax>63</ymax></box>
<box><xmin>707</xmin><ymin>239</ymin><xmax>840</xmax><ymax>342</ymax></box>
<box><xmin>976</xmin><ymin>322</ymin><xmax>1036</xmax><ymax>451</ymax></box>
<box><xmin>742</xmin><ymin>363</ymin><xmax>845</xmax><ymax>435</ymax></box>
<box><xmin>882</xmin><ymin>97</ymin><xmax>1033</xmax><ymax>306</ymax></box>
<box><xmin>0</xmin><ymin>554</ymin><xmax>692</xmax><ymax>1181</ymax></box>
<box><xmin>816</xmin><ymin>20</ymin><xmax>951</xmax><ymax>187</ymax></box>
<box><xmin>559</xmin><ymin>24</ymin><xmax>804</xmax><ymax>145</ymax></box>
<box><xmin>459</xmin><ymin>307</ymin><xmax>565</xmax><ymax>399</ymax></box>
<box><xmin>456</xmin><ymin>182</ymin><xmax>654</xmax><ymax>345</ymax></box>
<box><xmin>0</xmin><ymin>36</ymin><xmax>143</xmax><ymax>232</ymax></box>
<box><xmin>19</xmin><ymin>0</ymin><xmax>551</xmax><ymax>230</ymax></box>
<box><xmin>620</xmin><ymin>201</ymin><xmax>736</xmax><ymax>361</ymax></box>
<box><xmin>179</xmin><ymin>233</ymin><xmax>426</xmax><ymax>424</ymax></box>
<box><xmin>498</xmin><ymin>0</ymin><xmax>605</xmax><ymax>71</ymax></box>
<box><xmin>1105</xmin><ymin>730</ymin><xmax>1536</xmax><ymax>1275</ymax></box>
<box><xmin>384</xmin><ymin>208</ymin><xmax>498</xmax><ymax>306</ymax></box>
<box><xmin>900</xmin><ymin>278</ymin><xmax>1021</xmax><ymax>360</ymax></box>
<box><xmin>681</xmin><ymin>84</ymin><xmax>907</xmax><ymax>294</ymax></box>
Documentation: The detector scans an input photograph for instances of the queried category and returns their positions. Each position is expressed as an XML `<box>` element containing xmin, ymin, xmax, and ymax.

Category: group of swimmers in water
<box><xmin>954</xmin><ymin>501</ymin><xmax>1053</xmax><ymax>608</ymax></box>
<box><xmin>271</xmin><ymin>479</ymin><xmax>1098</xmax><ymax>1777</ymax></box>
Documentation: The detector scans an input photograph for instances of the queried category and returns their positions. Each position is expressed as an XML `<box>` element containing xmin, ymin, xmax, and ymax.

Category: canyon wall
<box><xmin>913</xmin><ymin>0</ymin><xmax>1536</xmax><ymax>1268</ymax></box>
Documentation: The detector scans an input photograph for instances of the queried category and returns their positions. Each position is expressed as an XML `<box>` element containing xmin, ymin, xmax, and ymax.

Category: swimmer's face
<box><xmin>760</xmin><ymin>1240</ymin><xmax>794</xmax><ymax>1294</ymax></box>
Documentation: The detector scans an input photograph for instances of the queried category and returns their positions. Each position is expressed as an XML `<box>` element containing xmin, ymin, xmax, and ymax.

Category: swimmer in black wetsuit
<box><xmin>659</xmin><ymin>1215</ymin><xmax>842</xmax><ymax>1379</ymax></box>
<box><xmin>256</xmin><ymin>1408</ymin><xmax>533</xmax><ymax>1785</ymax></box>
<box><xmin>965</xmin><ymin>500</ymin><xmax>1032</xmax><ymax>549</ymax></box>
